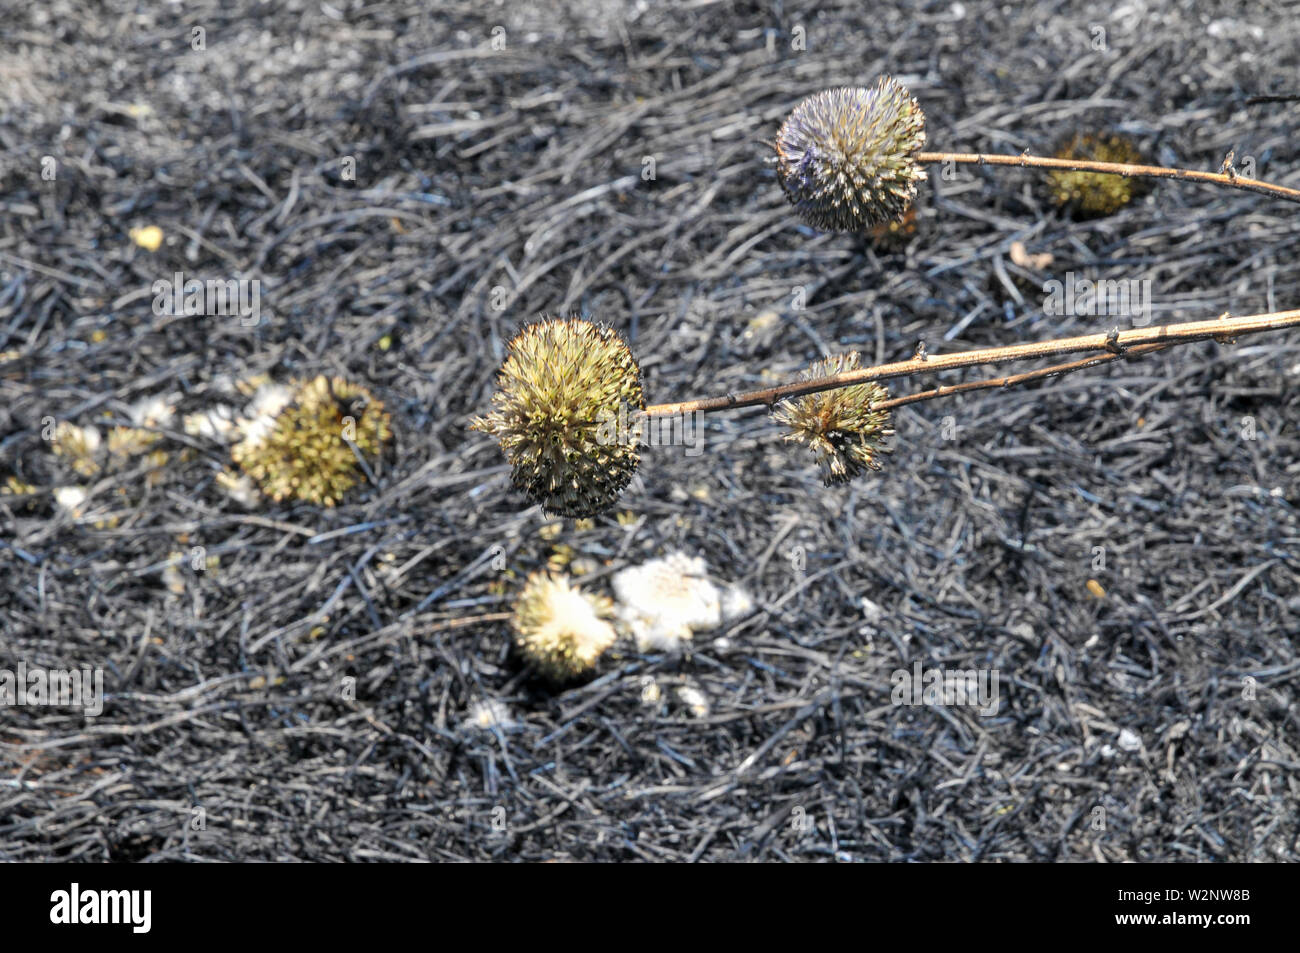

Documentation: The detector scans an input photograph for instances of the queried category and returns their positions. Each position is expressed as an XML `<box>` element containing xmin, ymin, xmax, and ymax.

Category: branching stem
<box><xmin>639</xmin><ymin>308</ymin><xmax>1300</xmax><ymax>419</ymax></box>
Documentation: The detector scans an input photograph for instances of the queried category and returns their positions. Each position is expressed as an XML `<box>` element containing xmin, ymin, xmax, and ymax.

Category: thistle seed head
<box><xmin>1048</xmin><ymin>132</ymin><xmax>1147</xmax><ymax>217</ymax></box>
<box><xmin>471</xmin><ymin>317</ymin><xmax>645</xmax><ymax>518</ymax></box>
<box><xmin>231</xmin><ymin>375</ymin><xmax>391</xmax><ymax>506</ymax></box>
<box><xmin>774</xmin><ymin>76</ymin><xmax>927</xmax><ymax>232</ymax></box>
<box><xmin>772</xmin><ymin>352</ymin><xmax>894</xmax><ymax>485</ymax></box>
<box><xmin>513</xmin><ymin>571</ymin><xmax>617</xmax><ymax>681</ymax></box>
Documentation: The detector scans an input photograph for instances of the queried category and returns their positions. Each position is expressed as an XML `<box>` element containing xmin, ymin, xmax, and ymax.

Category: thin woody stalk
<box><xmin>478</xmin><ymin>76</ymin><xmax>1300</xmax><ymax>514</ymax></box>
<box><xmin>639</xmin><ymin>308</ymin><xmax>1300</xmax><ymax>419</ymax></box>
<box><xmin>915</xmin><ymin>151</ymin><xmax>1300</xmax><ymax>205</ymax></box>
<box><xmin>877</xmin><ymin>342</ymin><xmax>1170</xmax><ymax>411</ymax></box>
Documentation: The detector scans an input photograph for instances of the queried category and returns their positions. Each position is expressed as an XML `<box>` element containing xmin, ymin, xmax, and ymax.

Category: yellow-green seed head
<box><xmin>772</xmin><ymin>352</ymin><xmax>894</xmax><ymax>485</ymax></box>
<box><xmin>1047</xmin><ymin>132</ymin><xmax>1146</xmax><ymax>217</ymax></box>
<box><xmin>231</xmin><ymin>375</ymin><xmax>391</xmax><ymax>506</ymax></box>
<box><xmin>775</xmin><ymin>77</ymin><xmax>928</xmax><ymax>232</ymax></box>
<box><xmin>512</xmin><ymin>571</ymin><xmax>617</xmax><ymax>681</ymax></box>
<box><xmin>471</xmin><ymin>317</ymin><xmax>645</xmax><ymax>518</ymax></box>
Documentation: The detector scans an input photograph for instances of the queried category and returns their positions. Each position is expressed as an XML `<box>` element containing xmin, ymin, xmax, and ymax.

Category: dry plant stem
<box><xmin>915</xmin><ymin>151</ymin><xmax>1300</xmax><ymax>204</ymax></box>
<box><xmin>878</xmin><ymin>342</ymin><xmax>1170</xmax><ymax>411</ymax></box>
<box><xmin>640</xmin><ymin>308</ymin><xmax>1300</xmax><ymax>418</ymax></box>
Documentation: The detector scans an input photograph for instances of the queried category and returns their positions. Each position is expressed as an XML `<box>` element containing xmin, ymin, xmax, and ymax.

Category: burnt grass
<box><xmin>1</xmin><ymin>0</ymin><xmax>1298</xmax><ymax>862</ymax></box>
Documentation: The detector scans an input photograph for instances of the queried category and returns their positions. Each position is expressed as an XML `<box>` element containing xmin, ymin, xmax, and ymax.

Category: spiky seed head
<box><xmin>1048</xmin><ymin>132</ymin><xmax>1147</xmax><ymax>217</ymax></box>
<box><xmin>471</xmin><ymin>317</ymin><xmax>645</xmax><ymax>518</ymax></box>
<box><xmin>512</xmin><ymin>571</ymin><xmax>617</xmax><ymax>681</ymax></box>
<box><xmin>231</xmin><ymin>375</ymin><xmax>391</xmax><ymax>506</ymax></box>
<box><xmin>774</xmin><ymin>76</ymin><xmax>927</xmax><ymax>232</ymax></box>
<box><xmin>772</xmin><ymin>352</ymin><xmax>894</xmax><ymax>485</ymax></box>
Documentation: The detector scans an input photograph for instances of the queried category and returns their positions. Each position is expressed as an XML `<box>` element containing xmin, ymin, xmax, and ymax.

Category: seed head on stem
<box><xmin>472</xmin><ymin>317</ymin><xmax>645</xmax><ymax>518</ymax></box>
<box><xmin>772</xmin><ymin>351</ymin><xmax>894</xmax><ymax>485</ymax></box>
<box><xmin>774</xmin><ymin>76</ymin><xmax>928</xmax><ymax>232</ymax></box>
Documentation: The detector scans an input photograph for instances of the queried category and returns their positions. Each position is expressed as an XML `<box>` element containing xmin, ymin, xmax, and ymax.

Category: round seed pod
<box><xmin>1047</xmin><ymin>131</ymin><xmax>1149</xmax><ymax>218</ymax></box>
<box><xmin>231</xmin><ymin>375</ymin><xmax>391</xmax><ymax>507</ymax></box>
<box><xmin>512</xmin><ymin>571</ymin><xmax>617</xmax><ymax>681</ymax></box>
<box><xmin>471</xmin><ymin>317</ymin><xmax>645</xmax><ymax>518</ymax></box>
<box><xmin>774</xmin><ymin>76</ymin><xmax>928</xmax><ymax>232</ymax></box>
<box><xmin>772</xmin><ymin>352</ymin><xmax>894</xmax><ymax>485</ymax></box>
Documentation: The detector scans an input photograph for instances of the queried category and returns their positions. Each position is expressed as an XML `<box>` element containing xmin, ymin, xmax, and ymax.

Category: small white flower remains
<box><xmin>235</xmin><ymin>382</ymin><xmax>295</xmax><ymax>449</ymax></box>
<box><xmin>464</xmin><ymin>699</ymin><xmax>515</xmax><ymax>733</ymax></box>
<box><xmin>52</xmin><ymin>485</ymin><xmax>88</xmax><ymax>517</ymax></box>
<box><xmin>612</xmin><ymin>551</ymin><xmax>753</xmax><ymax>652</ymax></box>
<box><xmin>126</xmin><ymin>393</ymin><xmax>176</xmax><ymax>429</ymax></box>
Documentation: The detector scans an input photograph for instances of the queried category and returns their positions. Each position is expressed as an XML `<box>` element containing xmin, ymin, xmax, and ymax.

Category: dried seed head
<box><xmin>231</xmin><ymin>375</ymin><xmax>391</xmax><ymax>506</ymax></box>
<box><xmin>513</xmin><ymin>571</ymin><xmax>617</xmax><ymax>681</ymax></box>
<box><xmin>471</xmin><ymin>317</ymin><xmax>645</xmax><ymax>518</ymax></box>
<box><xmin>1048</xmin><ymin>132</ymin><xmax>1147</xmax><ymax>217</ymax></box>
<box><xmin>774</xmin><ymin>77</ymin><xmax>927</xmax><ymax>232</ymax></box>
<box><xmin>772</xmin><ymin>352</ymin><xmax>894</xmax><ymax>485</ymax></box>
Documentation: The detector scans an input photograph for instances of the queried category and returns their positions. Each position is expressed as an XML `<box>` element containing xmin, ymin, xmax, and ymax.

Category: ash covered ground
<box><xmin>1</xmin><ymin>0</ymin><xmax>1298</xmax><ymax>861</ymax></box>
